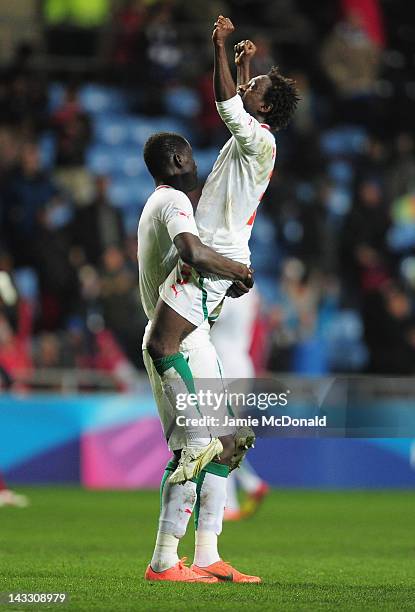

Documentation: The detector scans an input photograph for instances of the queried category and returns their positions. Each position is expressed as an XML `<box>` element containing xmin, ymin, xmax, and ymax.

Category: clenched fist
<box><xmin>234</xmin><ymin>39</ymin><xmax>257</xmax><ymax>65</ymax></box>
<box><xmin>212</xmin><ymin>15</ymin><xmax>235</xmax><ymax>45</ymax></box>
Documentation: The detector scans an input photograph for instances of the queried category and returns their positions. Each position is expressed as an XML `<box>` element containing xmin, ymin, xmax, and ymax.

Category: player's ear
<box><xmin>173</xmin><ymin>153</ymin><xmax>184</xmax><ymax>169</ymax></box>
<box><xmin>260</xmin><ymin>102</ymin><xmax>273</xmax><ymax>114</ymax></box>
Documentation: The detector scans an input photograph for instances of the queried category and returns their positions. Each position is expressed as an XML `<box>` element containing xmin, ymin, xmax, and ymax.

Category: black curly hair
<box><xmin>263</xmin><ymin>67</ymin><xmax>300</xmax><ymax>132</ymax></box>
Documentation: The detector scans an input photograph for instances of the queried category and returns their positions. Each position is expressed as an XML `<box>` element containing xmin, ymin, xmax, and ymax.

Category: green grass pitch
<box><xmin>1</xmin><ymin>487</ymin><xmax>415</xmax><ymax>611</ymax></box>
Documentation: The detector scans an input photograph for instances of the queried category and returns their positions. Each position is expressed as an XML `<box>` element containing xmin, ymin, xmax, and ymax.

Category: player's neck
<box><xmin>156</xmin><ymin>175</ymin><xmax>191</xmax><ymax>194</ymax></box>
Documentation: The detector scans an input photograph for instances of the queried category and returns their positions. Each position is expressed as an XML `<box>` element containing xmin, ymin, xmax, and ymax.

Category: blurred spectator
<box><xmin>250</xmin><ymin>36</ymin><xmax>275</xmax><ymax>77</ymax></box>
<box><xmin>145</xmin><ymin>3</ymin><xmax>182</xmax><ymax>84</ymax></box>
<box><xmin>0</xmin><ymin>72</ymin><xmax>47</xmax><ymax>132</ymax></box>
<box><xmin>111</xmin><ymin>0</ymin><xmax>147</xmax><ymax>67</ymax></box>
<box><xmin>33</xmin><ymin>197</ymin><xmax>79</xmax><ymax>330</ymax></box>
<box><xmin>363</xmin><ymin>282</ymin><xmax>415</xmax><ymax>374</ymax></box>
<box><xmin>2</xmin><ymin>142</ymin><xmax>59</xmax><ymax>267</ymax></box>
<box><xmin>341</xmin><ymin>178</ymin><xmax>391</xmax><ymax>297</ymax></box>
<box><xmin>72</xmin><ymin>176</ymin><xmax>125</xmax><ymax>266</ymax></box>
<box><xmin>320</xmin><ymin>11</ymin><xmax>381</xmax><ymax>124</ymax></box>
<box><xmin>50</xmin><ymin>84</ymin><xmax>94</xmax><ymax>205</ymax></box>
<box><xmin>0</xmin><ymin>300</ymin><xmax>33</xmax><ymax>381</ymax></box>
<box><xmin>33</xmin><ymin>333</ymin><xmax>63</xmax><ymax>369</ymax></box>
<box><xmin>267</xmin><ymin>259</ymin><xmax>320</xmax><ymax>372</ymax></box>
<box><xmin>51</xmin><ymin>85</ymin><xmax>91</xmax><ymax>167</ymax></box>
<box><xmin>99</xmin><ymin>245</ymin><xmax>146</xmax><ymax>366</ymax></box>
<box><xmin>196</xmin><ymin>66</ymin><xmax>227</xmax><ymax>147</ymax></box>
<box><xmin>386</xmin><ymin>132</ymin><xmax>415</xmax><ymax>202</ymax></box>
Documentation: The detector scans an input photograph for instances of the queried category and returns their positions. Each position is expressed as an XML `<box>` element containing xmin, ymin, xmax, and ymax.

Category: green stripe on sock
<box><xmin>153</xmin><ymin>352</ymin><xmax>197</xmax><ymax>397</ymax></box>
<box><xmin>202</xmin><ymin>461</ymin><xmax>230</xmax><ymax>478</ymax></box>
<box><xmin>159</xmin><ymin>458</ymin><xmax>178</xmax><ymax>510</ymax></box>
<box><xmin>194</xmin><ymin>470</ymin><xmax>206</xmax><ymax>530</ymax></box>
<box><xmin>199</xmin><ymin>276</ymin><xmax>208</xmax><ymax>320</ymax></box>
<box><xmin>165</xmin><ymin>459</ymin><xmax>178</xmax><ymax>472</ymax></box>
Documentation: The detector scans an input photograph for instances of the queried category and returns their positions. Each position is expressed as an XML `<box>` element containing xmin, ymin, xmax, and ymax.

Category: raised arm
<box><xmin>234</xmin><ymin>39</ymin><xmax>257</xmax><ymax>90</ymax></box>
<box><xmin>212</xmin><ymin>15</ymin><xmax>236</xmax><ymax>102</ymax></box>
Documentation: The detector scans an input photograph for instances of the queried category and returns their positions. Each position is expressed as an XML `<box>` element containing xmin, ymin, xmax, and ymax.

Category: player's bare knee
<box><xmin>147</xmin><ymin>335</ymin><xmax>178</xmax><ymax>361</ymax></box>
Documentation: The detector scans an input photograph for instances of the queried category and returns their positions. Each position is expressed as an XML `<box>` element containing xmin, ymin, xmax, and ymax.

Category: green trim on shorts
<box><xmin>198</xmin><ymin>276</ymin><xmax>208</xmax><ymax>320</ymax></box>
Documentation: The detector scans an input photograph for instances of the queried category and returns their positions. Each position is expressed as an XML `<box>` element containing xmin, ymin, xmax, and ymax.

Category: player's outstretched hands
<box><xmin>212</xmin><ymin>15</ymin><xmax>235</xmax><ymax>45</ymax></box>
<box><xmin>234</xmin><ymin>40</ymin><xmax>257</xmax><ymax>66</ymax></box>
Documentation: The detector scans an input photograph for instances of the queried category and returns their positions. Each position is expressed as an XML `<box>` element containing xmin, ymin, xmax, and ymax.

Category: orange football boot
<box><xmin>145</xmin><ymin>558</ymin><xmax>218</xmax><ymax>583</ymax></box>
<box><xmin>191</xmin><ymin>560</ymin><xmax>261</xmax><ymax>583</ymax></box>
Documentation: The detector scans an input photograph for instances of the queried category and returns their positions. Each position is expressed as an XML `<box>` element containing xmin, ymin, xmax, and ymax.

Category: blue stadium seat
<box><xmin>387</xmin><ymin>223</ymin><xmax>415</xmax><ymax>252</ymax></box>
<box><xmin>38</xmin><ymin>132</ymin><xmax>56</xmax><ymax>169</ymax></box>
<box><xmin>193</xmin><ymin>148</ymin><xmax>218</xmax><ymax>178</ymax></box>
<box><xmin>250</xmin><ymin>214</ymin><xmax>280</xmax><ymax>274</ymax></box>
<box><xmin>79</xmin><ymin>84</ymin><xmax>128</xmax><ymax>114</ymax></box>
<box><xmin>255</xmin><ymin>275</ymin><xmax>280</xmax><ymax>305</ymax></box>
<box><xmin>323</xmin><ymin>310</ymin><xmax>368</xmax><ymax>371</ymax></box>
<box><xmin>12</xmin><ymin>268</ymin><xmax>39</xmax><ymax>301</ymax></box>
<box><xmin>108</xmin><ymin>175</ymin><xmax>154</xmax><ymax>208</ymax></box>
<box><xmin>327</xmin><ymin>160</ymin><xmax>354</xmax><ymax>186</ymax></box>
<box><xmin>321</xmin><ymin>126</ymin><xmax>368</xmax><ymax>157</ymax></box>
<box><xmin>48</xmin><ymin>83</ymin><xmax>129</xmax><ymax>115</ymax></box>
<box><xmin>325</xmin><ymin>186</ymin><xmax>352</xmax><ymax>216</ymax></box>
<box><xmin>94</xmin><ymin>115</ymin><xmax>131</xmax><ymax>145</ymax></box>
<box><xmin>165</xmin><ymin>86</ymin><xmax>200</xmax><ymax>118</ymax></box>
<box><xmin>86</xmin><ymin>144</ymin><xmax>147</xmax><ymax>177</ymax></box>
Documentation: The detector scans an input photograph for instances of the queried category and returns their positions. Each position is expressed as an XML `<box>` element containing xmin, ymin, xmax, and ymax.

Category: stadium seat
<box><xmin>321</xmin><ymin>126</ymin><xmax>368</xmax><ymax>157</ymax></box>
<box><xmin>93</xmin><ymin>115</ymin><xmax>131</xmax><ymax>146</ymax></box>
<box><xmin>86</xmin><ymin>144</ymin><xmax>147</xmax><ymax>177</ymax></box>
<box><xmin>79</xmin><ymin>84</ymin><xmax>129</xmax><ymax>114</ymax></box>
<box><xmin>107</xmin><ymin>175</ymin><xmax>154</xmax><ymax>208</ymax></box>
<box><xmin>387</xmin><ymin>223</ymin><xmax>415</xmax><ymax>252</ymax></box>
<box><xmin>325</xmin><ymin>186</ymin><xmax>352</xmax><ymax>216</ymax></box>
<box><xmin>323</xmin><ymin>310</ymin><xmax>368</xmax><ymax>371</ymax></box>
<box><xmin>12</xmin><ymin>268</ymin><xmax>39</xmax><ymax>301</ymax></box>
<box><xmin>48</xmin><ymin>82</ymin><xmax>129</xmax><ymax>115</ymax></box>
<box><xmin>38</xmin><ymin>132</ymin><xmax>56</xmax><ymax>169</ymax></box>
<box><xmin>165</xmin><ymin>86</ymin><xmax>200</xmax><ymax>118</ymax></box>
<box><xmin>193</xmin><ymin>148</ymin><xmax>219</xmax><ymax>179</ymax></box>
<box><xmin>327</xmin><ymin>160</ymin><xmax>354</xmax><ymax>186</ymax></box>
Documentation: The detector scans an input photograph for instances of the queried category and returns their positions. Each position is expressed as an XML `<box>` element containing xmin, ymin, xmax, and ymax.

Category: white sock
<box><xmin>150</xmin><ymin>532</ymin><xmax>179</xmax><ymax>573</ymax></box>
<box><xmin>151</xmin><ymin>467</ymin><xmax>197</xmax><ymax>572</ymax></box>
<box><xmin>226</xmin><ymin>470</ymin><xmax>240</xmax><ymax>512</ymax></box>
<box><xmin>194</xmin><ymin>466</ymin><xmax>229</xmax><ymax>567</ymax></box>
<box><xmin>194</xmin><ymin>531</ymin><xmax>220</xmax><ymax>567</ymax></box>
<box><xmin>235</xmin><ymin>460</ymin><xmax>262</xmax><ymax>494</ymax></box>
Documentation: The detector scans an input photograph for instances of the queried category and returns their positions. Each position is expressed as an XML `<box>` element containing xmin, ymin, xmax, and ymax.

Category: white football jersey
<box><xmin>196</xmin><ymin>94</ymin><xmax>276</xmax><ymax>264</ymax></box>
<box><xmin>137</xmin><ymin>185</ymin><xmax>198</xmax><ymax>321</ymax></box>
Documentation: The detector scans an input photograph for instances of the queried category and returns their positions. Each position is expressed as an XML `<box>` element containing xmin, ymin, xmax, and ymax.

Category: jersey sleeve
<box><xmin>160</xmin><ymin>192</ymin><xmax>199</xmax><ymax>241</ymax></box>
<box><xmin>216</xmin><ymin>94</ymin><xmax>269</xmax><ymax>155</ymax></box>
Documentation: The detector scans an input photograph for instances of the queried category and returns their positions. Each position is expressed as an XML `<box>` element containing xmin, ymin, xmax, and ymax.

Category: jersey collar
<box><xmin>155</xmin><ymin>185</ymin><xmax>173</xmax><ymax>190</ymax></box>
<box><xmin>260</xmin><ymin>123</ymin><xmax>271</xmax><ymax>131</ymax></box>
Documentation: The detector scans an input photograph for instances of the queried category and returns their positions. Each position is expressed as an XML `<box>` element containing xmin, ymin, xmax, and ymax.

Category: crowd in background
<box><xmin>1</xmin><ymin>0</ymin><xmax>415</xmax><ymax>387</ymax></box>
